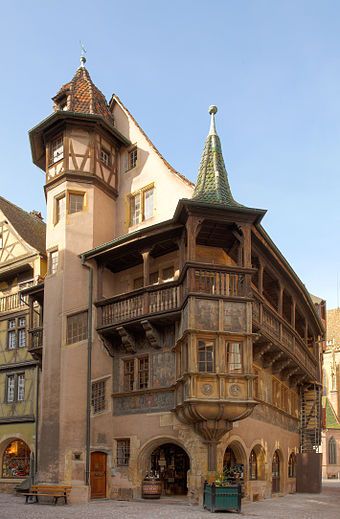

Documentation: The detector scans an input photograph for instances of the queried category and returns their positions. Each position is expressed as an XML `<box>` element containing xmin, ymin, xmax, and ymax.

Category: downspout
<box><xmin>81</xmin><ymin>256</ymin><xmax>93</xmax><ymax>487</ymax></box>
<box><xmin>34</xmin><ymin>364</ymin><xmax>40</xmax><ymax>480</ymax></box>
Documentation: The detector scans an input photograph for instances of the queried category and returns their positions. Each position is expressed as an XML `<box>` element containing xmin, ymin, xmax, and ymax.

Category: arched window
<box><xmin>249</xmin><ymin>449</ymin><xmax>258</xmax><ymax>480</ymax></box>
<box><xmin>2</xmin><ymin>440</ymin><xmax>30</xmax><ymax>478</ymax></box>
<box><xmin>288</xmin><ymin>452</ymin><xmax>296</xmax><ymax>478</ymax></box>
<box><xmin>329</xmin><ymin>437</ymin><xmax>337</xmax><ymax>465</ymax></box>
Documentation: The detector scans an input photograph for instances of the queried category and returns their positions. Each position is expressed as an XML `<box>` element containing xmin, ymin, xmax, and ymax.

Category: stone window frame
<box><xmin>48</xmin><ymin>248</ymin><xmax>58</xmax><ymax>275</ymax></box>
<box><xmin>249</xmin><ymin>449</ymin><xmax>258</xmax><ymax>480</ymax></box>
<box><xmin>328</xmin><ymin>437</ymin><xmax>337</xmax><ymax>465</ymax></box>
<box><xmin>127</xmin><ymin>146</ymin><xmax>137</xmax><ymax>171</ymax></box>
<box><xmin>288</xmin><ymin>452</ymin><xmax>296</xmax><ymax>478</ymax></box>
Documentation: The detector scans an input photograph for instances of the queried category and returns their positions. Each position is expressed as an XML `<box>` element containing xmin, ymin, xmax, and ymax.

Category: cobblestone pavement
<box><xmin>0</xmin><ymin>481</ymin><xmax>339</xmax><ymax>519</ymax></box>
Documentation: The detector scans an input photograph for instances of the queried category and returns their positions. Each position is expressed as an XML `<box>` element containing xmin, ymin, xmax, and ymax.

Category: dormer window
<box><xmin>100</xmin><ymin>148</ymin><xmax>111</xmax><ymax>167</ymax></box>
<box><xmin>50</xmin><ymin>135</ymin><xmax>64</xmax><ymax>164</ymax></box>
<box><xmin>59</xmin><ymin>96</ymin><xmax>68</xmax><ymax>111</ymax></box>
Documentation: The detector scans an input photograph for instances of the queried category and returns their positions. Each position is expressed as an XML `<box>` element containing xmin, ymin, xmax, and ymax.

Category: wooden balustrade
<box><xmin>0</xmin><ymin>292</ymin><xmax>28</xmax><ymax>313</ymax></box>
<box><xmin>191</xmin><ymin>268</ymin><xmax>246</xmax><ymax>297</ymax></box>
<box><xmin>98</xmin><ymin>265</ymin><xmax>249</xmax><ymax>327</ymax></box>
<box><xmin>252</xmin><ymin>294</ymin><xmax>318</xmax><ymax>379</ymax></box>
<box><xmin>28</xmin><ymin>327</ymin><xmax>43</xmax><ymax>351</ymax></box>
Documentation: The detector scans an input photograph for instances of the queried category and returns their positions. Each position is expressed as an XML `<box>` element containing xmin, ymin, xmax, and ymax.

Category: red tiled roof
<box><xmin>53</xmin><ymin>66</ymin><xmax>114</xmax><ymax>124</ymax></box>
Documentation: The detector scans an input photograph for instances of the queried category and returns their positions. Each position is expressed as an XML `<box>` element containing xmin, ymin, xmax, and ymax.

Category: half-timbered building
<box><xmin>0</xmin><ymin>198</ymin><xmax>46</xmax><ymax>491</ymax></box>
<box><xmin>2</xmin><ymin>58</ymin><xmax>325</xmax><ymax>502</ymax></box>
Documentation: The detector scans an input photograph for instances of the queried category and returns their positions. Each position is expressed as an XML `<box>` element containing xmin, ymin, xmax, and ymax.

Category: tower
<box><xmin>29</xmin><ymin>57</ymin><xmax>129</xmax><ymax>498</ymax></box>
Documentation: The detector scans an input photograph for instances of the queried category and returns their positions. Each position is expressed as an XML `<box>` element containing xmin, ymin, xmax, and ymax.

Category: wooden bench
<box><xmin>23</xmin><ymin>485</ymin><xmax>72</xmax><ymax>505</ymax></box>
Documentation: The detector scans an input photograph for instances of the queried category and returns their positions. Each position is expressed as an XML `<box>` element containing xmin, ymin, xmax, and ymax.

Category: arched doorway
<box><xmin>90</xmin><ymin>451</ymin><xmax>107</xmax><ymax>499</ymax></box>
<box><xmin>2</xmin><ymin>439</ymin><xmax>30</xmax><ymax>479</ymax></box>
<box><xmin>272</xmin><ymin>450</ymin><xmax>281</xmax><ymax>493</ymax></box>
<box><xmin>150</xmin><ymin>443</ymin><xmax>190</xmax><ymax>496</ymax></box>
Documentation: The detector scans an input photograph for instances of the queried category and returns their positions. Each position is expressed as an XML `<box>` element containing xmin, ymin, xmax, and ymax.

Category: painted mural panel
<box><xmin>223</xmin><ymin>302</ymin><xmax>246</xmax><ymax>332</ymax></box>
<box><xmin>194</xmin><ymin>299</ymin><xmax>219</xmax><ymax>330</ymax></box>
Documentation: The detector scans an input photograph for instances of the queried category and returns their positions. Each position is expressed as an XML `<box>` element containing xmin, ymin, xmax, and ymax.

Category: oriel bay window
<box><xmin>50</xmin><ymin>135</ymin><xmax>63</xmax><ymax>164</ymax></box>
<box><xmin>197</xmin><ymin>339</ymin><xmax>214</xmax><ymax>372</ymax></box>
<box><xmin>122</xmin><ymin>356</ymin><xmax>149</xmax><ymax>391</ymax></box>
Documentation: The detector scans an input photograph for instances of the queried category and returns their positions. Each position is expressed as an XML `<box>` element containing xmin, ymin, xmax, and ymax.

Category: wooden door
<box><xmin>272</xmin><ymin>451</ymin><xmax>280</xmax><ymax>493</ymax></box>
<box><xmin>90</xmin><ymin>452</ymin><xmax>107</xmax><ymax>498</ymax></box>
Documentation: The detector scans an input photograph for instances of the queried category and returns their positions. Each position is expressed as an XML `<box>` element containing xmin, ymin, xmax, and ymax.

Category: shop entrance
<box><xmin>150</xmin><ymin>443</ymin><xmax>189</xmax><ymax>496</ymax></box>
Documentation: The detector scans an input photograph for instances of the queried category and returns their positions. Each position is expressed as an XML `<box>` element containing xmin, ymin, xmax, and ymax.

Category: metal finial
<box><xmin>208</xmin><ymin>105</ymin><xmax>218</xmax><ymax>135</ymax></box>
<box><xmin>80</xmin><ymin>41</ymin><xmax>87</xmax><ymax>68</ymax></box>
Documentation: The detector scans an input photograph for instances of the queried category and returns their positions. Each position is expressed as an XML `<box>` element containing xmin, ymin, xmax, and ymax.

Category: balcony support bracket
<box><xmin>141</xmin><ymin>319</ymin><xmax>161</xmax><ymax>349</ymax></box>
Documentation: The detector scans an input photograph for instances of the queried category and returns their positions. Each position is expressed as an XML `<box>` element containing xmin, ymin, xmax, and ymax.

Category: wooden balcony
<box><xmin>28</xmin><ymin>326</ymin><xmax>43</xmax><ymax>361</ymax></box>
<box><xmin>97</xmin><ymin>264</ymin><xmax>251</xmax><ymax>329</ymax></box>
<box><xmin>252</xmin><ymin>293</ymin><xmax>319</xmax><ymax>380</ymax></box>
<box><xmin>0</xmin><ymin>292</ymin><xmax>29</xmax><ymax>313</ymax></box>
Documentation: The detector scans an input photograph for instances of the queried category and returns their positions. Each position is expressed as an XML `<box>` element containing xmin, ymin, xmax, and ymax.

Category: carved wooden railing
<box><xmin>252</xmin><ymin>293</ymin><xmax>319</xmax><ymax>379</ymax></box>
<box><xmin>28</xmin><ymin>327</ymin><xmax>43</xmax><ymax>351</ymax></box>
<box><xmin>98</xmin><ymin>264</ymin><xmax>251</xmax><ymax>327</ymax></box>
<box><xmin>0</xmin><ymin>292</ymin><xmax>29</xmax><ymax>313</ymax></box>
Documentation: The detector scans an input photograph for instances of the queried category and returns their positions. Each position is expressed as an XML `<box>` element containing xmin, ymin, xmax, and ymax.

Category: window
<box><xmin>48</xmin><ymin>250</ymin><xmax>58</xmax><ymax>275</ymax></box>
<box><xmin>116</xmin><ymin>439</ymin><xmax>130</xmax><ymax>466</ymax></box>
<box><xmin>288</xmin><ymin>452</ymin><xmax>296</xmax><ymax>478</ymax></box>
<box><xmin>6</xmin><ymin>373</ymin><xmax>25</xmax><ymax>403</ymax></box>
<box><xmin>226</xmin><ymin>342</ymin><xmax>242</xmax><ymax>373</ymax></box>
<box><xmin>138</xmin><ymin>356</ymin><xmax>149</xmax><ymax>389</ymax></box>
<box><xmin>91</xmin><ymin>380</ymin><xmax>106</xmax><ymax>413</ymax></box>
<box><xmin>56</xmin><ymin>195</ymin><xmax>66</xmax><ymax>223</ymax></box>
<box><xmin>128</xmin><ymin>147</ymin><xmax>137</xmax><ymax>170</ymax></box>
<box><xmin>17</xmin><ymin>374</ymin><xmax>25</xmax><ymax>401</ymax></box>
<box><xmin>123</xmin><ymin>356</ymin><xmax>149</xmax><ymax>391</ymax></box>
<box><xmin>329</xmin><ymin>437</ymin><xmax>337</xmax><ymax>465</ymax></box>
<box><xmin>2</xmin><ymin>440</ymin><xmax>30</xmax><ymax>479</ymax></box>
<box><xmin>144</xmin><ymin>187</ymin><xmax>154</xmax><ymax>220</ymax></box>
<box><xmin>50</xmin><ymin>135</ymin><xmax>63</xmax><ymax>164</ymax></box>
<box><xmin>149</xmin><ymin>271</ymin><xmax>159</xmax><ymax>285</ymax></box>
<box><xmin>133</xmin><ymin>277</ymin><xmax>144</xmax><ymax>290</ymax></box>
<box><xmin>66</xmin><ymin>311</ymin><xmax>88</xmax><ymax>344</ymax></box>
<box><xmin>197</xmin><ymin>339</ymin><xmax>214</xmax><ymax>372</ymax></box>
<box><xmin>123</xmin><ymin>359</ymin><xmax>135</xmax><ymax>391</ymax></box>
<box><xmin>249</xmin><ymin>449</ymin><xmax>258</xmax><ymax>480</ymax></box>
<box><xmin>7</xmin><ymin>317</ymin><xmax>26</xmax><ymax>350</ymax></box>
<box><xmin>129</xmin><ymin>185</ymin><xmax>154</xmax><ymax>226</ymax></box>
<box><xmin>130</xmin><ymin>192</ymin><xmax>141</xmax><ymax>226</ymax></box>
<box><xmin>162</xmin><ymin>266</ymin><xmax>175</xmax><ymax>281</ymax></box>
<box><xmin>69</xmin><ymin>193</ymin><xmax>84</xmax><ymax>214</ymax></box>
<box><xmin>100</xmin><ymin>148</ymin><xmax>111</xmax><ymax>167</ymax></box>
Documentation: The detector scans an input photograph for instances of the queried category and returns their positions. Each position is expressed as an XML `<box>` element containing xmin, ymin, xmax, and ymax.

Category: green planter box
<box><xmin>203</xmin><ymin>482</ymin><xmax>241</xmax><ymax>513</ymax></box>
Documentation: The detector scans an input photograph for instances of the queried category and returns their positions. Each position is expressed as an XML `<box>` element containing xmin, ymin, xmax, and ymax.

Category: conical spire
<box><xmin>52</xmin><ymin>61</ymin><xmax>114</xmax><ymax>125</ymax></box>
<box><xmin>192</xmin><ymin>106</ymin><xmax>240</xmax><ymax>207</ymax></box>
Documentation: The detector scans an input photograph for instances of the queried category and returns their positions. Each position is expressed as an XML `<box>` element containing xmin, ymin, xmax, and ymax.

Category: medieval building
<box><xmin>0</xmin><ymin>58</ymin><xmax>325</xmax><ymax>502</ymax></box>
<box><xmin>322</xmin><ymin>307</ymin><xmax>340</xmax><ymax>479</ymax></box>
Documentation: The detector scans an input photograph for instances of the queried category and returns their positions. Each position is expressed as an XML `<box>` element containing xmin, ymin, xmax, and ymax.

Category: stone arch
<box><xmin>222</xmin><ymin>437</ymin><xmax>248</xmax><ymax>480</ymax></box>
<box><xmin>138</xmin><ymin>435</ymin><xmax>193</xmax><ymax>477</ymax></box>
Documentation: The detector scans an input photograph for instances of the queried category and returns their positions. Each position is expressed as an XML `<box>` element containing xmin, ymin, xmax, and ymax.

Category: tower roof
<box><xmin>52</xmin><ymin>62</ymin><xmax>114</xmax><ymax>125</ymax></box>
<box><xmin>192</xmin><ymin>106</ymin><xmax>241</xmax><ymax>207</ymax></box>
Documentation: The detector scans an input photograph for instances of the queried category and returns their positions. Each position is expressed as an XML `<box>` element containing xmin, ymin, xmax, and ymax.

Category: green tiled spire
<box><xmin>192</xmin><ymin>106</ymin><xmax>241</xmax><ymax>206</ymax></box>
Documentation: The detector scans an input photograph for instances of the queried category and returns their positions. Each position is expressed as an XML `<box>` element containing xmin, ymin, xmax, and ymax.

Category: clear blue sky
<box><xmin>0</xmin><ymin>1</ymin><xmax>339</xmax><ymax>308</ymax></box>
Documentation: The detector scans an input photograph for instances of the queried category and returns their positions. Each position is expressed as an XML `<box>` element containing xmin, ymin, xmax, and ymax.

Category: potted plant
<box><xmin>203</xmin><ymin>471</ymin><xmax>242</xmax><ymax>513</ymax></box>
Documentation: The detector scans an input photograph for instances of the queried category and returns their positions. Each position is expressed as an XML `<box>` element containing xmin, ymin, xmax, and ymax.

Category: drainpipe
<box><xmin>34</xmin><ymin>364</ymin><xmax>40</xmax><ymax>480</ymax></box>
<box><xmin>81</xmin><ymin>256</ymin><xmax>93</xmax><ymax>487</ymax></box>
